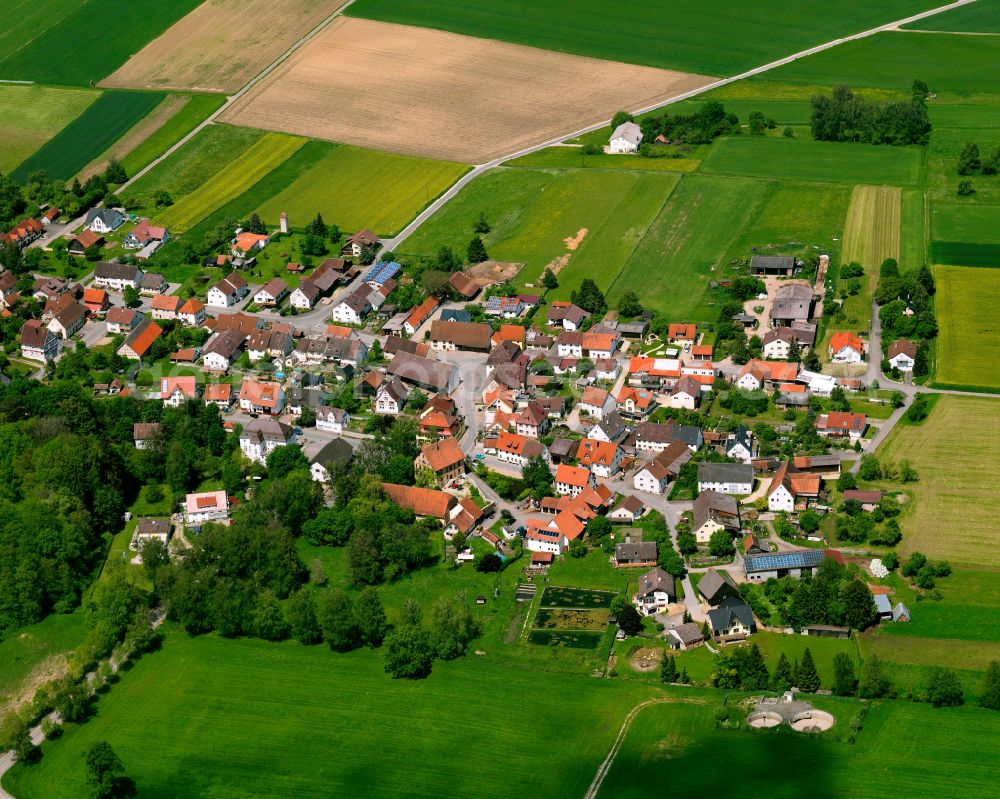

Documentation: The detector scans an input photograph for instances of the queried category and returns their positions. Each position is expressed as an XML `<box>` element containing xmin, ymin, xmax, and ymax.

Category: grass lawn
<box><xmin>155</xmin><ymin>132</ymin><xmax>307</xmax><ymax>232</ymax></box>
<box><xmin>933</xmin><ymin>265</ymin><xmax>1000</xmax><ymax>389</ymax></box>
<box><xmin>3</xmin><ymin>628</ymin><xmax>659</xmax><ymax>799</ymax></box>
<box><xmin>120</xmin><ymin>93</ymin><xmax>227</xmax><ymax>178</ymax></box>
<box><xmin>10</xmin><ymin>90</ymin><xmax>165</xmax><ymax>182</ymax></box>
<box><xmin>0</xmin><ymin>83</ymin><xmax>97</xmax><ymax>173</ymax></box>
<box><xmin>124</xmin><ymin>124</ymin><xmax>267</xmax><ymax>211</ymax></box>
<box><xmin>605</xmin><ymin>174</ymin><xmax>768</xmax><ymax>321</ymax></box>
<box><xmin>348</xmin><ymin>0</ymin><xmax>941</xmax><ymax>77</ymax></box>
<box><xmin>765</xmin><ymin>31</ymin><xmax>1000</xmax><ymax>97</ymax></box>
<box><xmin>0</xmin><ymin>612</ymin><xmax>86</xmax><ymax>715</ymax></box>
<box><xmin>878</xmin><ymin>394</ymin><xmax>1000</xmax><ymax>563</ymax></box>
<box><xmin>255</xmin><ymin>143</ymin><xmax>470</xmax><ymax>236</ymax></box>
<box><xmin>699</xmin><ymin>136</ymin><xmax>923</xmax><ymax>185</ymax></box>
<box><xmin>597</xmin><ymin>698</ymin><xmax>1000</xmax><ymax>798</ymax></box>
<box><xmin>0</xmin><ymin>0</ymin><xmax>203</xmax><ymax>85</ymax></box>
<box><xmin>903</xmin><ymin>2</ymin><xmax>1000</xmax><ymax>33</ymax></box>
<box><xmin>546</xmin><ymin>549</ymin><xmax>631</xmax><ymax>593</ymax></box>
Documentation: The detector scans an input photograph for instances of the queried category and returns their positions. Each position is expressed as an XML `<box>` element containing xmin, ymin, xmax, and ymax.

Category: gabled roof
<box><xmin>382</xmin><ymin>483</ymin><xmax>455</xmax><ymax>519</ymax></box>
<box><xmin>830</xmin><ymin>331</ymin><xmax>864</xmax><ymax>353</ymax></box>
<box><xmin>555</xmin><ymin>463</ymin><xmax>591</xmax><ymax>488</ymax></box>
<box><xmin>697</xmin><ymin>462</ymin><xmax>753</xmax><ymax>485</ymax></box>
<box><xmin>636</xmin><ymin>567</ymin><xmax>674</xmax><ymax>599</ymax></box>
<box><xmin>888</xmin><ymin>339</ymin><xmax>916</xmax><ymax>359</ymax></box>
<box><xmin>743</xmin><ymin>549</ymin><xmax>825</xmax><ymax>573</ymax></box>
<box><xmin>418</xmin><ymin>437</ymin><xmax>466</xmax><ymax>472</ymax></box>
<box><xmin>122</xmin><ymin>318</ymin><xmax>162</xmax><ymax>356</ymax></box>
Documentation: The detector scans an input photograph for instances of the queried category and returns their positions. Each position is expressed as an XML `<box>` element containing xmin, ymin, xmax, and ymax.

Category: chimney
<box><xmin>279</xmin><ymin>212</ymin><xmax>289</xmax><ymax>234</ymax></box>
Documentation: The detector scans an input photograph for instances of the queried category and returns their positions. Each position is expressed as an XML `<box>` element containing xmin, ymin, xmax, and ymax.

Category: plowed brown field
<box><xmin>219</xmin><ymin>18</ymin><xmax>715</xmax><ymax>163</ymax></box>
<box><xmin>101</xmin><ymin>0</ymin><xmax>348</xmax><ymax>93</ymax></box>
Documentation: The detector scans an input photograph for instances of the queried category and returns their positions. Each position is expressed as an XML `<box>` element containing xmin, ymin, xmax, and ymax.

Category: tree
<box><xmin>104</xmin><ymin>158</ymin><xmax>127</xmax><ymax>184</ymax></box>
<box><xmin>616</xmin><ymin>605</ymin><xmax>643</xmax><ymax>636</ymax></box>
<box><xmin>841</xmin><ymin>579</ymin><xmax>875</xmax><ymax>631</ymax></box>
<box><xmin>740</xmin><ymin>643</ymin><xmax>770</xmax><ymax>690</ymax></box>
<box><xmin>383</xmin><ymin>625</ymin><xmax>434</xmax><ymax>679</ymax></box>
<box><xmin>957</xmin><ymin>179</ymin><xmax>975</xmax><ymax>196</ymax></box>
<box><xmin>467</xmin><ymin>236</ymin><xmax>488</xmax><ymax>263</ymax></box>
<box><xmin>957</xmin><ymin>141</ymin><xmax>981</xmax><ymax>175</ymax></box>
<box><xmin>771</xmin><ymin>651</ymin><xmax>793</xmax><ymax>691</ymax></box>
<box><xmin>318</xmin><ymin>589</ymin><xmax>358</xmax><ymax>651</ymax></box>
<box><xmin>122</xmin><ymin>285</ymin><xmax>140</xmax><ymax>308</ymax></box>
<box><xmin>541</xmin><ymin>268</ymin><xmax>558</xmax><ymax>290</ymax></box>
<box><xmin>708</xmin><ymin>528</ymin><xmax>734</xmax><ymax>558</ymax></box>
<box><xmin>978</xmin><ymin>661</ymin><xmax>1000</xmax><ymax>710</ymax></box>
<box><xmin>748</xmin><ymin>110</ymin><xmax>766</xmax><ymax>135</ymax></box>
<box><xmin>436</xmin><ymin>246</ymin><xmax>459</xmax><ymax>272</ymax></box>
<box><xmin>11</xmin><ymin>722</ymin><xmax>37</xmax><ymax>764</ymax></box>
<box><xmin>795</xmin><ymin>647</ymin><xmax>821</xmax><ymax>692</ymax></box>
<box><xmin>476</xmin><ymin>552</ymin><xmax>502</xmax><ymax>573</ymax></box>
<box><xmin>252</xmin><ymin>589</ymin><xmax>289</xmax><ymax>641</ymax></box>
<box><xmin>474</xmin><ymin>211</ymin><xmax>491</xmax><ymax>234</ymax></box>
<box><xmin>798</xmin><ymin>510</ymin><xmax>821</xmax><ymax>534</ymax></box>
<box><xmin>859</xmin><ymin>456</ymin><xmax>882</xmax><ymax>481</ymax></box>
<box><xmin>139</xmin><ymin>537</ymin><xmax>170</xmax><ymax>582</ymax></box>
<box><xmin>153</xmin><ymin>189</ymin><xmax>172</xmax><ymax>208</ymax></box>
<box><xmin>309</xmin><ymin>212</ymin><xmax>327</xmax><ymax>238</ymax></box>
<box><xmin>926</xmin><ymin>668</ymin><xmax>964</xmax><ymax>707</ymax></box>
<box><xmin>265</xmin><ymin>445</ymin><xmax>309</xmax><ymax>478</ymax></box>
<box><xmin>912</xmin><ymin>78</ymin><xmax>930</xmax><ymax>98</ymax></box>
<box><xmin>571</xmin><ymin>278</ymin><xmax>607</xmax><ymax>315</ymax></box>
<box><xmin>286</xmin><ymin>587</ymin><xmax>321</xmax><ymax>644</ymax></box>
<box><xmin>368</xmin><ymin>338</ymin><xmax>383</xmax><ymax>362</ymax></box>
<box><xmin>86</xmin><ymin>742</ymin><xmax>136</xmax><ymax>799</ymax></box>
<box><xmin>661</xmin><ymin>652</ymin><xmax>678</xmax><ymax>683</ymax></box>
<box><xmin>432</xmin><ymin>592</ymin><xmax>481</xmax><ymax>659</ymax></box>
<box><xmin>355</xmin><ymin>586</ymin><xmax>388</xmax><ymax>648</ymax></box>
<box><xmin>245</xmin><ymin>213</ymin><xmax>266</xmax><ymax>235</ymax></box>
<box><xmin>522</xmin><ymin>455</ymin><xmax>554</xmax><ymax>499</ymax></box>
<box><xmin>619</xmin><ymin>290</ymin><xmax>643</xmax><ymax>318</ymax></box>
<box><xmin>832</xmin><ymin>652</ymin><xmax>857</xmax><ymax>696</ymax></box>
<box><xmin>610</xmin><ymin>110</ymin><xmax>634</xmax><ymax>131</ymax></box>
<box><xmin>858</xmin><ymin>653</ymin><xmax>894</xmax><ymax>698</ymax></box>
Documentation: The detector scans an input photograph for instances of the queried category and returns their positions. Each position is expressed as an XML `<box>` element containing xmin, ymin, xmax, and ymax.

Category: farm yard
<box><xmin>932</xmin><ymin>266</ymin><xmax>1000</xmax><ymax>390</ymax></box>
<box><xmin>348</xmin><ymin>0</ymin><xmax>944</xmax><ymax>77</ymax></box>
<box><xmin>219</xmin><ymin>17</ymin><xmax>715</xmax><ymax>164</ymax></box>
<box><xmin>3</xmin><ymin>628</ymin><xmax>657</xmax><ymax>799</ymax></box>
<box><xmin>10</xmin><ymin>91</ymin><xmax>165</xmax><ymax>182</ymax></box>
<box><xmin>0</xmin><ymin>0</ymin><xmax>202</xmax><ymax>85</ymax></box>
<box><xmin>102</xmin><ymin>0</ymin><xmax>350</xmax><ymax>94</ymax></box>
<box><xmin>878</xmin><ymin>394</ymin><xmax>1000</xmax><ymax>562</ymax></box>
<box><xmin>0</xmin><ymin>83</ymin><xmax>97</xmax><ymax>173</ymax></box>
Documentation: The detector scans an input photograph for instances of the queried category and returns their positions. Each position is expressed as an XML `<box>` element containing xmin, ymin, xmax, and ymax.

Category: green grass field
<box><xmin>120</xmin><ymin>93</ymin><xmax>226</xmax><ymax>178</ymax></box>
<box><xmin>0</xmin><ymin>0</ymin><xmax>87</xmax><ymax>62</ymax></box>
<box><xmin>0</xmin><ymin>83</ymin><xmax>97</xmax><ymax>173</ymax></box>
<box><xmin>0</xmin><ymin>0</ymin><xmax>202</xmax><ymax>85</ymax></box>
<box><xmin>597</xmin><ymin>698</ymin><xmax>1000</xmax><ymax>799</ymax></box>
<box><xmin>904</xmin><ymin>2</ymin><xmax>1000</xmax><ymax>32</ymax></box>
<box><xmin>155</xmin><ymin>133</ymin><xmax>306</xmax><ymax>232</ymax></box>
<box><xmin>124</xmin><ymin>124</ymin><xmax>267</xmax><ymax>210</ymax></box>
<box><xmin>10</xmin><ymin>90</ymin><xmax>165</xmax><ymax>182</ymax></box>
<box><xmin>932</xmin><ymin>203</ymin><xmax>1000</xmax><ymax>245</ymax></box>
<box><xmin>699</xmin><ymin>136</ymin><xmax>923</xmax><ymax>185</ymax></box>
<box><xmin>0</xmin><ymin>612</ymin><xmax>86</xmax><ymax>716</ymax></box>
<box><xmin>605</xmin><ymin>174</ymin><xmax>768</xmax><ymax>320</ymax></box>
<box><xmin>926</xmin><ymin>127</ymin><xmax>1000</xmax><ymax>205</ymax></box>
<box><xmin>3</xmin><ymin>628</ymin><xmax>657</xmax><ymax>799</ymax></box>
<box><xmin>839</xmin><ymin>185</ymin><xmax>902</xmax><ymax>326</ymax></box>
<box><xmin>766</xmin><ymin>31</ymin><xmax>1000</xmax><ymax>97</ymax></box>
<box><xmin>504</xmin><ymin>147</ymin><xmax>702</xmax><ymax>173</ymax></box>
<box><xmin>254</xmin><ymin>144</ymin><xmax>470</xmax><ymax>236</ymax></box>
<box><xmin>933</xmin><ymin>265</ymin><xmax>1000</xmax><ymax>388</ymax></box>
<box><xmin>348</xmin><ymin>0</ymin><xmax>941</xmax><ymax>77</ymax></box>
<box><xmin>879</xmin><ymin>393</ymin><xmax>1000</xmax><ymax>562</ymax></box>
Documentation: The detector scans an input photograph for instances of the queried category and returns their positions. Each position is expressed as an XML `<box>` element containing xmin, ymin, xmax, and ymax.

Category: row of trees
<box><xmin>810</xmin><ymin>86</ymin><xmax>931</xmax><ymax>146</ymax></box>
<box><xmin>957</xmin><ymin>141</ymin><xmax>1000</xmax><ymax>176</ymax></box>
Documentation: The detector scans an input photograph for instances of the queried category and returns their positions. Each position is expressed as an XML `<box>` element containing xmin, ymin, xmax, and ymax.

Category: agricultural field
<box><xmin>904</xmin><ymin>2</ymin><xmax>1000</xmax><ymax>32</ymax></box>
<box><xmin>103</xmin><ymin>0</ymin><xmax>350</xmax><ymax>94</ymax></box>
<box><xmin>401</xmin><ymin>168</ymin><xmax>678</xmax><ymax>295</ymax></box>
<box><xmin>597</xmin><ymin>698</ymin><xmax>1000</xmax><ymax>799</ymax></box>
<box><xmin>504</xmin><ymin>147</ymin><xmax>702</xmax><ymax>173</ymax></box>
<box><xmin>0</xmin><ymin>83</ymin><xmax>96</xmax><ymax>173</ymax></box>
<box><xmin>0</xmin><ymin>0</ymin><xmax>202</xmax><ymax>86</ymax></box>
<box><xmin>604</xmin><ymin>175</ymin><xmax>769</xmax><ymax>320</ymax></box>
<box><xmin>255</xmin><ymin>144</ymin><xmax>469</xmax><ymax>235</ymax></box>
<box><xmin>348</xmin><ymin>0</ymin><xmax>942</xmax><ymax>77</ymax></box>
<box><xmin>3</xmin><ymin>628</ymin><xmax>657</xmax><ymax>799</ymax></box>
<box><xmin>926</xmin><ymin>127</ymin><xmax>1000</xmax><ymax>205</ymax></box>
<box><xmin>837</xmin><ymin>185</ymin><xmax>902</xmax><ymax>326</ymax></box>
<box><xmin>930</xmin><ymin>204</ymin><xmax>1000</xmax><ymax>266</ymax></box>
<box><xmin>119</xmin><ymin>94</ymin><xmax>227</xmax><ymax>178</ymax></box>
<box><xmin>123</xmin><ymin>125</ymin><xmax>267</xmax><ymax>212</ymax></box>
<box><xmin>699</xmin><ymin>136</ymin><xmax>923</xmax><ymax>185</ymax></box>
<box><xmin>933</xmin><ymin>265</ymin><xmax>1000</xmax><ymax>389</ymax></box>
<box><xmin>10</xmin><ymin>91</ymin><xmax>165</xmax><ymax>182</ymax></box>
<box><xmin>155</xmin><ymin>133</ymin><xmax>307</xmax><ymax>232</ymax></box>
<box><xmin>219</xmin><ymin>17</ymin><xmax>714</xmax><ymax>164</ymax></box>
<box><xmin>878</xmin><ymin>394</ymin><xmax>1000</xmax><ymax>562</ymax></box>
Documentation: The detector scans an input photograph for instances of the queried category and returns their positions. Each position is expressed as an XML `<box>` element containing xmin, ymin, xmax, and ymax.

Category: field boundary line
<box><xmin>385</xmin><ymin>0</ymin><xmax>978</xmax><ymax>252</ymax></box>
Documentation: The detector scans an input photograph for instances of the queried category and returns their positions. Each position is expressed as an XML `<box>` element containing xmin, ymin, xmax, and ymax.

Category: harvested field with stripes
<box><xmin>839</xmin><ymin>184</ymin><xmax>901</xmax><ymax>326</ymax></box>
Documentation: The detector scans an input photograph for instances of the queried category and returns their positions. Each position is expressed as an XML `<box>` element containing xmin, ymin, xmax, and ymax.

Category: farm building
<box><xmin>750</xmin><ymin>255</ymin><xmax>795</xmax><ymax>276</ymax></box>
<box><xmin>743</xmin><ymin>549</ymin><xmax>825</xmax><ymax>582</ymax></box>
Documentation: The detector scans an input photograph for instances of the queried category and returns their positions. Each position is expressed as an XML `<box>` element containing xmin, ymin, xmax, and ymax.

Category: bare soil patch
<box><xmin>101</xmin><ymin>0</ymin><xmax>349</xmax><ymax>93</ymax></box>
<box><xmin>564</xmin><ymin>228</ymin><xmax>589</xmax><ymax>251</ymax></box>
<box><xmin>219</xmin><ymin>18</ymin><xmax>715</xmax><ymax>163</ymax></box>
<box><xmin>468</xmin><ymin>260</ymin><xmax>523</xmax><ymax>284</ymax></box>
<box><xmin>630</xmin><ymin>647</ymin><xmax>663</xmax><ymax>672</ymax></box>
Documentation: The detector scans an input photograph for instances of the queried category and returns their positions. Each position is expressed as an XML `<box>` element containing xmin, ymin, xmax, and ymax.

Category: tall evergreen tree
<box><xmin>355</xmin><ymin>586</ymin><xmax>388</xmax><ymax>648</ymax></box>
<box><xmin>309</xmin><ymin>212</ymin><xmax>327</xmax><ymax>238</ymax></box>
<box><xmin>796</xmin><ymin>648</ymin><xmax>821</xmax><ymax>693</ymax></box>
<box><xmin>661</xmin><ymin>653</ymin><xmax>679</xmax><ymax>683</ymax></box>
<box><xmin>467</xmin><ymin>236</ymin><xmax>488</xmax><ymax>263</ymax></box>
<box><xmin>771</xmin><ymin>652</ymin><xmax>793</xmax><ymax>691</ymax></box>
<box><xmin>978</xmin><ymin>661</ymin><xmax>1000</xmax><ymax>710</ymax></box>
<box><xmin>740</xmin><ymin>643</ymin><xmax>770</xmax><ymax>690</ymax></box>
<box><xmin>832</xmin><ymin>652</ymin><xmax>857</xmax><ymax>696</ymax></box>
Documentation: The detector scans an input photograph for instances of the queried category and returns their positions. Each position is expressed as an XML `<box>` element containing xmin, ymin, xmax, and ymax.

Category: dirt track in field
<box><xmin>219</xmin><ymin>17</ymin><xmax>715</xmax><ymax>164</ymax></box>
<box><xmin>101</xmin><ymin>0</ymin><xmax>349</xmax><ymax>93</ymax></box>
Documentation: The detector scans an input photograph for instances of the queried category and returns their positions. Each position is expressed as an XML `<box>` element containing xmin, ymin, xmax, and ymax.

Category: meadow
<box><xmin>255</xmin><ymin>143</ymin><xmax>470</xmax><ymax>235</ymax></box>
<box><xmin>504</xmin><ymin>147</ymin><xmax>702</xmax><ymax>173</ymax></box>
<box><xmin>0</xmin><ymin>83</ymin><xmax>96</xmax><ymax>173</ymax></box>
<box><xmin>838</xmin><ymin>185</ymin><xmax>902</xmax><ymax>327</ymax></box>
<box><xmin>926</xmin><ymin>127</ymin><xmax>1000</xmax><ymax>206</ymax></box>
<box><xmin>348</xmin><ymin>0</ymin><xmax>942</xmax><ymax>77</ymax></box>
<box><xmin>597</xmin><ymin>698</ymin><xmax>1000</xmax><ymax>799</ymax></box>
<box><xmin>120</xmin><ymin>94</ymin><xmax>226</xmax><ymax>178</ymax></box>
<box><xmin>904</xmin><ymin>2</ymin><xmax>1000</xmax><ymax>32</ymax></box>
<box><xmin>124</xmin><ymin>125</ymin><xmax>267</xmax><ymax>210</ymax></box>
<box><xmin>0</xmin><ymin>0</ymin><xmax>202</xmax><ymax>85</ymax></box>
<box><xmin>0</xmin><ymin>0</ymin><xmax>86</xmax><ymax>63</ymax></box>
<box><xmin>10</xmin><ymin>91</ymin><xmax>165</xmax><ymax>182</ymax></box>
<box><xmin>699</xmin><ymin>136</ymin><xmax>923</xmax><ymax>185</ymax></box>
<box><xmin>931</xmin><ymin>203</ymin><xmax>1000</xmax><ymax>245</ymax></box>
<box><xmin>3</xmin><ymin>628</ymin><xmax>657</xmax><ymax>799</ymax></box>
<box><xmin>878</xmin><ymin>393</ymin><xmax>1000</xmax><ymax>562</ymax></box>
<box><xmin>933</xmin><ymin>265</ymin><xmax>1000</xmax><ymax>389</ymax></box>
<box><xmin>0</xmin><ymin>612</ymin><xmax>85</xmax><ymax>719</ymax></box>
<box><xmin>155</xmin><ymin>133</ymin><xmax>307</xmax><ymax>232</ymax></box>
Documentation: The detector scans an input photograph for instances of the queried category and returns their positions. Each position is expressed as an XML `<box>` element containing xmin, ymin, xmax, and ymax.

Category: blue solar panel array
<box><xmin>743</xmin><ymin>550</ymin><xmax>825</xmax><ymax>572</ymax></box>
<box><xmin>365</xmin><ymin>261</ymin><xmax>401</xmax><ymax>285</ymax></box>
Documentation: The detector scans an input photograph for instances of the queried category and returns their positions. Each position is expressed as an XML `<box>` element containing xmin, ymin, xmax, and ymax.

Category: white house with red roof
<box><xmin>554</xmin><ymin>463</ymin><xmax>595</xmax><ymax>496</ymax></box>
<box><xmin>828</xmin><ymin>332</ymin><xmax>865</xmax><ymax>363</ymax></box>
